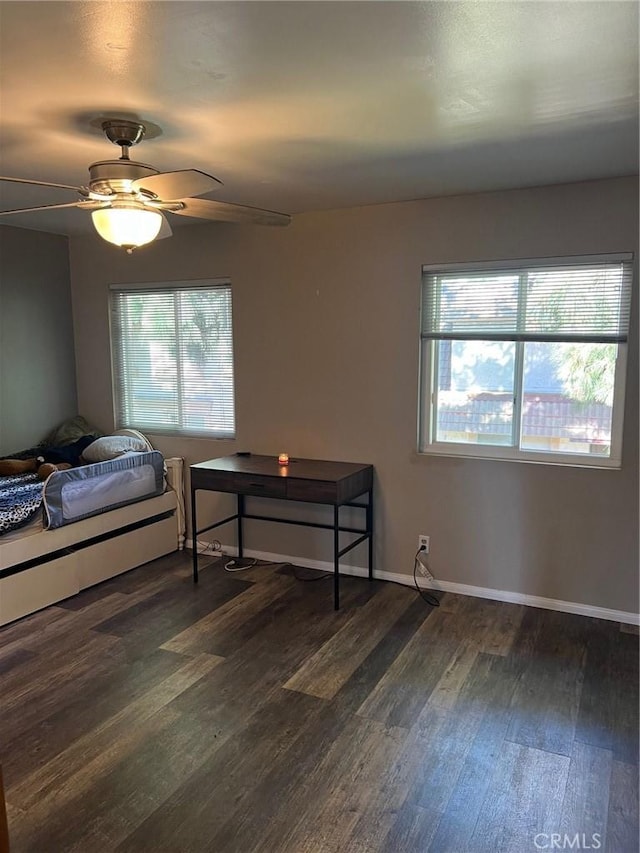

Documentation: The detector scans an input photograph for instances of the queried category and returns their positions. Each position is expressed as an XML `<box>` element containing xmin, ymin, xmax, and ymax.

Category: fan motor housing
<box><xmin>88</xmin><ymin>160</ymin><xmax>159</xmax><ymax>195</ymax></box>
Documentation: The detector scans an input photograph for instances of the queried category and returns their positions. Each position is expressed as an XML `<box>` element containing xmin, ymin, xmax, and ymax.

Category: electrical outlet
<box><xmin>418</xmin><ymin>534</ymin><xmax>430</xmax><ymax>553</ymax></box>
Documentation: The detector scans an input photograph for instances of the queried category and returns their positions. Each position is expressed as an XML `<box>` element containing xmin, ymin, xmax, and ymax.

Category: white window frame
<box><xmin>418</xmin><ymin>254</ymin><xmax>633</xmax><ymax>469</ymax></box>
<box><xmin>109</xmin><ymin>278</ymin><xmax>236</xmax><ymax>439</ymax></box>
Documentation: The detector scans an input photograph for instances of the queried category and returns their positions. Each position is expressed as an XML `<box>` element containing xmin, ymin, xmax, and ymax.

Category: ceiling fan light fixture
<box><xmin>91</xmin><ymin>202</ymin><xmax>162</xmax><ymax>251</ymax></box>
<box><xmin>1</xmin><ymin>119</ymin><xmax>290</xmax><ymax>240</ymax></box>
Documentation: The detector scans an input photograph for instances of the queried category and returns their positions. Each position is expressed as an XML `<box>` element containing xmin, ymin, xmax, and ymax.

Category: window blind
<box><xmin>110</xmin><ymin>283</ymin><xmax>235</xmax><ymax>437</ymax></box>
<box><xmin>421</xmin><ymin>258</ymin><xmax>633</xmax><ymax>343</ymax></box>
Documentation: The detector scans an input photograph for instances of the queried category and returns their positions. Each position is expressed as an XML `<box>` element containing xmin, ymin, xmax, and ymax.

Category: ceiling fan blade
<box><xmin>0</xmin><ymin>200</ymin><xmax>82</xmax><ymax>216</ymax></box>
<box><xmin>157</xmin><ymin>213</ymin><xmax>173</xmax><ymax>240</ymax></box>
<box><xmin>0</xmin><ymin>176</ymin><xmax>82</xmax><ymax>192</ymax></box>
<box><xmin>132</xmin><ymin>169</ymin><xmax>222</xmax><ymax>200</ymax></box>
<box><xmin>169</xmin><ymin>197</ymin><xmax>291</xmax><ymax>227</ymax></box>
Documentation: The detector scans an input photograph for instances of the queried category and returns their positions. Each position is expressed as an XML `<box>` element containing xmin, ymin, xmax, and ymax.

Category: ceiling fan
<box><xmin>0</xmin><ymin>119</ymin><xmax>291</xmax><ymax>252</ymax></box>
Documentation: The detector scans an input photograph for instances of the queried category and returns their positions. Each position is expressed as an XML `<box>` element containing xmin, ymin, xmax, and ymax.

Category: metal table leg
<box><xmin>191</xmin><ymin>487</ymin><xmax>199</xmax><ymax>583</ymax></box>
<box><xmin>334</xmin><ymin>504</ymin><xmax>340</xmax><ymax>610</ymax></box>
<box><xmin>237</xmin><ymin>493</ymin><xmax>245</xmax><ymax>558</ymax></box>
<box><xmin>367</xmin><ymin>488</ymin><xmax>373</xmax><ymax>580</ymax></box>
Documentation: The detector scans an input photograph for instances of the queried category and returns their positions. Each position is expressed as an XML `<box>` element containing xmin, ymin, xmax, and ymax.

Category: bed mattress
<box><xmin>0</xmin><ymin>472</ymin><xmax>42</xmax><ymax>536</ymax></box>
<box><xmin>1</xmin><ymin>513</ymin><xmax>41</xmax><ymax>544</ymax></box>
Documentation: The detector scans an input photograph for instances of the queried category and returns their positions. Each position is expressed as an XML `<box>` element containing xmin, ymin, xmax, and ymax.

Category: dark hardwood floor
<box><xmin>1</xmin><ymin>552</ymin><xmax>638</xmax><ymax>852</ymax></box>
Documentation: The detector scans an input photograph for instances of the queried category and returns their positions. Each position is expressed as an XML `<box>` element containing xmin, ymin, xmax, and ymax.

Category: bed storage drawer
<box><xmin>0</xmin><ymin>553</ymin><xmax>80</xmax><ymax>626</ymax></box>
<box><xmin>77</xmin><ymin>513</ymin><xmax>178</xmax><ymax>589</ymax></box>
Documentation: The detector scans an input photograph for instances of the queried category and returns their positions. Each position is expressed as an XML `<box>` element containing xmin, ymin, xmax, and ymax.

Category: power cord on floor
<box><xmin>195</xmin><ymin>542</ymin><xmax>317</xmax><ymax>578</ymax></box>
<box><xmin>223</xmin><ymin>556</ymin><xmax>331</xmax><ymax>581</ymax></box>
<box><xmin>290</xmin><ymin>565</ymin><xmax>332</xmax><ymax>582</ymax></box>
<box><xmin>196</xmin><ymin>540</ymin><xmax>259</xmax><ymax>572</ymax></box>
<box><xmin>413</xmin><ymin>547</ymin><xmax>440</xmax><ymax>607</ymax></box>
<box><xmin>224</xmin><ymin>557</ymin><xmax>258</xmax><ymax>572</ymax></box>
<box><xmin>202</xmin><ymin>545</ymin><xmax>436</xmax><ymax>600</ymax></box>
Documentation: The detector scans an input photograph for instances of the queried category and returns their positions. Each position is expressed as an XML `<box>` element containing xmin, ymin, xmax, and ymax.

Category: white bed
<box><xmin>0</xmin><ymin>456</ymin><xmax>185</xmax><ymax>626</ymax></box>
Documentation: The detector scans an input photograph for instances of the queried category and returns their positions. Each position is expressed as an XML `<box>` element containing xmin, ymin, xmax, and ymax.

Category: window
<box><xmin>419</xmin><ymin>255</ymin><xmax>633</xmax><ymax>467</ymax></box>
<box><xmin>110</xmin><ymin>280</ymin><xmax>235</xmax><ymax>437</ymax></box>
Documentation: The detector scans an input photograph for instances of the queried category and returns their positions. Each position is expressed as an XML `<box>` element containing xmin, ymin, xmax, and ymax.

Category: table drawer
<box><xmin>238</xmin><ymin>476</ymin><xmax>287</xmax><ymax>498</ymax></box>
<box><xmin>192</xmin><ymin>468</ymin><xmax>286</xmax><ymax>498</ymax></box>
<box><xmin>286</xmin><ymin>478</ymin><xmax>337</xmax><ymax>503</ymax></box>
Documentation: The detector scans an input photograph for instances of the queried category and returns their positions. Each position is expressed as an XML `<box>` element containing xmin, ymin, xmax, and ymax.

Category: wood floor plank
<box><xmin>92</xmin><ymin>573</ymin><xmax>254</xmax><ymax>652</ymax></box>
<box><xmin>164</xmin><ymin>577</ymin><xmax>378</xmax><ymax>742</ymax></box>
<box><xmin>424</xmin><ymin>653</ymin><xmax>522</xmax><ymax>853</ymax></box>
<box><xmin>209</xmin><ymin>574</ymin><xmax>350</xmax><ymax>660</ymax></box>
<box><xmin>354</xmin><ymin>595</ymin><xmax>524</xmax><ymax>730</ymax></box>
<box><xmin>424</xmin><ymin>642</ymin><xmax>480</xmax><ymax>711</ymax></box>
<box><xmin>0</xmin><ymin>625</ymin><xmax>120</xmax><ymax>701</ymax></box>
<box><xmin>0</xmin><ymin>647</ymin><xmax>36</xmax><ymax>675</ymax></box>
<box><xmin>7</xmin><ymin>652</ymin><xmax>222</xmax><ymax>811</ymax></box>
<box><xmin>381</xmin><ymin>802</ymin><xmax>438</xmax><ymax>853</ymax></box>
<box><xmin>559</xmin><ymin>741</ymin><xmax>612</xmax><ymax>847</ymax></box>
<box><xmin>333</xmin><ymin>596</ymin><xmax>434</xmax><ymax>713</ymax></box>
<box><xmin>576</xmin><ymin>623</ymin><xmax>639</xmax><ymax>764</ymax></box>
<box><xmin>606</xmin><ymin>760</ymin><xmax>639</xmax><ymax>853</ymax></box>
<box><xmin>217</xmin><ymin>707</ymin><xmax>356</xmax><ymax>853</ymax></box>
<box><xmin>575</xmin><ymin>621</ymin><xmax>619</xmax><ymax>753</ymax></box>
<box><xmin>409</xmin><ymin>703</ymin><xmax>486</xmax><ymax>813</ymax></box>
<box><xmin>1</xmin><ymin>551</ymin><xmax>636</xmax><ymax>853</ymax></box>
<box><xmin>355</xmin><ymin>606</ymin><xmax>469</xmax><ymax>728</ymax></box>
<box><xmin>161</xmin><ymin>568</ymin><xmax>297</xmax><ymax>656</ymax></box>
<box><xmin>468</xmin><ymin>742</ymin><xmax>570</xmax><ymax>853</ymax></box>
<box><xmin>90</xmin><ymin>691</ymin><xmax>328</xmax><ymax>853</ymax></box>
<box><xmin>283</xmin><ymin>582</ymin><xmax>415</xmax><ymax>700</ymax></box>
<box><xmin>0</xmin><ymin>604</ymin><xmax>71</xmax><ymax>652</ymax></box>
<box><xmin>1</xmin><ymin>647</ymin><xmax>188</xmax><ymax>789</ymax></box>
<box><xmin>280</xmin><ymin>718</ymin><xmax>408</xmax><ymax>853</ymax></box>
<box><xmin>8</xmin><ymin>706</ymin><xmax>183</xmax><ymax>853</ymax></box>
<box><xmin>0</xmin><ymin>630</ymin><xmax>123</xmax><ymax>742</ymax></box>
<box><xmin>471</xmin><ymin>599</ymin><xmax>526</xmax><ymax>657</ymax></box>
<box><xmin>610</xmin><ymin>631</ymin><xmax>640</xmax><ymax>765</ymax></box>
<box><xmin>506</xmin><ymin>609</ymin><xmax>587</xmax><ymax>756</ymax></box>
<box><xmin>349</xmin><ymin>700</ymin><xmax>485</xmax><ymax>853</ymax></box>
<box><xmin>245</xmin><ymin>713</ymin><xmax>406</xmax><ymax>853</ymax></box>
<box><xmin>0</xmin><ymin>589</ymin><xmax>164</xmax><ymax>668</ymax></box>
<box><xmin>270</xmin><ymin>643</ymin><xmax>486</xmax><ymax>852</ymax></box>
<box><xmin>116</xmin><ymin>688</ymin><xmax>331</xmax><ymax>853</ymax></box>
<box><xmin>22</xmin><ymin>591</ymin><xmax>146</xmax><ymax>640</ymax></box>
<box><xmin>57</xmin><ymin>580</ymin><xmax>138</xmax><ymax>611</ymax></box>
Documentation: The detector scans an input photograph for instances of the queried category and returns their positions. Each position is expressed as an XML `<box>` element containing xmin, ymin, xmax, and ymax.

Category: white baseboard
<box><xmin>189</xmin><ymin>543</ymin><xmax>639</xmax><ymax>627</ymax></box>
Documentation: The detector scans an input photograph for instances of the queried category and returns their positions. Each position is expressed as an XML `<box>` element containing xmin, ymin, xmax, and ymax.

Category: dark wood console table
<box><xmin>190</xmin><ymin>454</ymin><xmax>374</xmax><ymax>609</ymax></box>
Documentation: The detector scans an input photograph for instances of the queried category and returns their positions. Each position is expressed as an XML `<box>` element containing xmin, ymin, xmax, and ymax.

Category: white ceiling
<box><xmin>1</xmin><ymin>1</ymin><xmax>638</xmax><ymax>236</ymax></box>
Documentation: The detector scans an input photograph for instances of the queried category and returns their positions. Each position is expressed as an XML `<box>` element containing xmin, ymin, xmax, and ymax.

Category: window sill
<box><xmin>416</xmin><ymin>444</ymin><xmax>622</xmax><ymax>470</ymax></box>
<box><xmin>130</xmin><ymin>430</ymin><xmax>236</xmax><ymax>441</ymax></box>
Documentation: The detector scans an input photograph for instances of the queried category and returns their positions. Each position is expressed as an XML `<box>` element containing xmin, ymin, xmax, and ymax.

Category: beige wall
<box><xmin>68</xmin><ymin>176</ymin><xmax>639</xmax><ymax>614</ymax></box>
<box><xmin>0</xmin><ymin>224</ymin><xmax>77</xmax><ymax>454</ymax></box>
